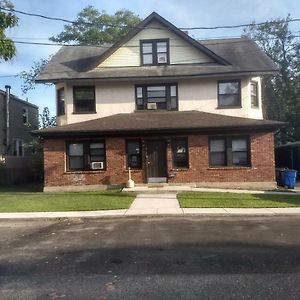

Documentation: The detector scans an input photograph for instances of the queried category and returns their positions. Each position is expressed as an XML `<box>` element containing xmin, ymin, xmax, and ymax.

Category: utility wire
<box><xmin>1</xmin><ymin>6</ymin><xmax>300</xmax><ymax>31</ymax></box>
<box><xmin>11</xmin><ymin>36</ymin><xmax>300</xmax><ymax>48</ymax></box>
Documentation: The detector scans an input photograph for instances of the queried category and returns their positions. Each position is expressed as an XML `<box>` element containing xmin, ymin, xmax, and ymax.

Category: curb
<box><xmin>1</xmin><ymin>208</ymin><xmax>300</xmax><ymax>219</ymax></box>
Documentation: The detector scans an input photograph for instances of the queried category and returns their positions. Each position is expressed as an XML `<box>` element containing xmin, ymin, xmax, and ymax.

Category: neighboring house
<box><xmin>0</xmin><ymin>86</ymin><xmax>39</xmax><ymax>183</ymax></box>
<box><xmin>275</xmin><ymin>142</ymin><xmax>300</xmax><ymax>175</ymax></box>
<box><xmin>35</xmin><ymin>12</ymin><xmax>284</xmax><ymax>191</ymax></box>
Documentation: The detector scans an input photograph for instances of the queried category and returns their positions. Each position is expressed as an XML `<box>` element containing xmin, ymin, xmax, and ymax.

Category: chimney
<box><xmin>183</xmin><ymin>30</ymin><xmax>189</xmax><ymax>35</ymax></box>
<box><xmin>5</xmin><ymin>85</ymin><xmax>11</xmax><ymax>154</ymax></box>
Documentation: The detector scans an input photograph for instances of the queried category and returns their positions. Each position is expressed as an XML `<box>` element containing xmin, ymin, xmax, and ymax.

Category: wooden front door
<box><xmin>146</xmin><ymin>140</ymin><xmax>167</xmax><ymax>182</ymax></box>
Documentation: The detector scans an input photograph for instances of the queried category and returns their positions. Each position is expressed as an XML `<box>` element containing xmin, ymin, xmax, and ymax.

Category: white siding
<box><xmin>98</xmin><ymin>21</ymin><xmax>213</xmax><ymax>67</ymax></box>
<box><xmin>56</xmin><ymin>76</ymin><xmax>263</xmax><ymax>126</ymax></box>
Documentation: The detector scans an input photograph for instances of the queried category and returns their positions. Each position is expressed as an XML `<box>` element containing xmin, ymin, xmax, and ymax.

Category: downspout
<box><xmin>5</xmin><ymin>85</ymin><xmax>11</xmax><ymax>154</ymax></box>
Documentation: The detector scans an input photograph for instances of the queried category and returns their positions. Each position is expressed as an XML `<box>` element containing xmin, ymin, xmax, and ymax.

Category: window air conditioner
<box><xmin>158</xmin><ymin>56</ymin><xmax>167</xmax><ymax>63</ymax></box>
<box><xmin>147</xmin><ymin>103</ymin><xmax>157</xmax><ymax>110</ymax></box>
<box><xmin>90</xmin><ymin>161</ymin><xmax>104</xmax><ymax>170</ymax></box>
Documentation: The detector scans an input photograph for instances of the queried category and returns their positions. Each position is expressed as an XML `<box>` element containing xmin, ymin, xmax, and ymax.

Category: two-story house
<box><xmin>35</xmin><ymin>12</ymin><xmax>284</xmax><ymax>191</ymax></box>
<box><xmin>0</xmin><ymin>85</ymin><xmax>39</xmax><ymax>184</ymax></box>
<box><xmin>0</xmin><ymin>86</ymin><xmax>39</xmax><ymax>158</ymax></box>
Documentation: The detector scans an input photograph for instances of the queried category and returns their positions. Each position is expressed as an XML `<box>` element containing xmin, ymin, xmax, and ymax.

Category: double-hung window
<box><xmin>13</xmin><ymin>139</ymin><xmax>24</xmax><ymax>157</ymax></box>
<box><xmin>73</xmin><ymin>86</ymin><xmax>96</xmax><ymax>113</ymax></box>
<box><xmin>172</xmin><ymin>138</ymin><xmax>189</xmax><ymax>168</ymax></box>
<box><xmin>22</xmin><ymin>108</ymin><xmax>28</xmax><ymax>124</ymax></box>
<box><xmin>251</xmin><ymin>81</ymin><xmax>259</xmax><ymax>107</ymax></box>
<box><xmin>218</xmin><ymin>80</ymin><xmax>241</xmax><ymax>108</ymax></box>
<box><xmin>135</xmin><ymin>84</ymin><xmax>177</xmax><ymax>110</ymax></box>
<box><xmin>67</xmin><ymin>141</ymin><xmax>106</xmax><ymax>171</ymax></box>
<box><xmin>126</xmin><ymin>140</ymin><xmax>142</xmax><ymax>169</ymax></box>
<box><xmin>141</xmin><ymin>39</ymin><xmax>169</xmax><ymax>65</ymax></box>
<box><xmin>57</xmin><ymin>88</ymin><xmax>65</xmax><ymax>116</ymax></box>
<box><xmin>209</xmin><ymin>136</ymin><xmax>250</xmax><ymax>167</ymax></box>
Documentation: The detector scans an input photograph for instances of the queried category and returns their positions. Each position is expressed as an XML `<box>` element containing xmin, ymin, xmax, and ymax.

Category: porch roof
<box><xmin>34</xmin><ymin>110</ymin><xmax>285</xmax><ymax>138</ymax></box>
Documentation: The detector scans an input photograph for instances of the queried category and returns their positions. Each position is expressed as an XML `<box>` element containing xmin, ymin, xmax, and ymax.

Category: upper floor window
<box><xmin>22</xmin><ymin>108</ymin><xmax>28</xmax><ymax>124</ymax></box>
<box><xmin>57</xmin><ymin>88</ymin><xmax>65</xmax><ymax>116</ymax></box>
<box><xmin>13</xmin><ymin>139</ymin><xmax>24</xmax><ymax>157</ymax></box>
<box><xmin>209</xmin><ymin>136</ymin><xmax>250</xmax><ymax>167</ymax></box>
<box><xmin>73</xmin><ymin>86</ymin><xmax>96</xmax><ymax>114</ymax></box>
<box><xmin>218</xmin><ymin>80</ymin><xmax>241</xmax><ymax>108</ymax></box>
<box><xmin>67</xmin><ymin>141</ymin><xmax>106</xmax><ymax>171</ymax></box>
<box><xmin>135</xmin><ymin>84</ymin><xmax>177</xmax><ymax>110</ymax></box>
<box><xmin>251</xmin><ymin>81</ymin><xmax>259</xmax><ymax>107</ymax></box>
<box><xmin>140</xmin><ymin>39</ymin><xmax>169</xmax><ymax>65</ymax></box>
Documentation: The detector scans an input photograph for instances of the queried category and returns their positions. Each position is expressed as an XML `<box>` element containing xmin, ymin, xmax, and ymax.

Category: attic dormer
<box><xmin>97</xmin><ymin>12</ymin><xmax>228</xmax><ymax>68</ymax></box>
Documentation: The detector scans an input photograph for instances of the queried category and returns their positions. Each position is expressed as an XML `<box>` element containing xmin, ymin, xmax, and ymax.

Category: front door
<box><xmin>146</xmin><ymin>140</ymin><xmax>167</xmax><ymax>183</ymax></box>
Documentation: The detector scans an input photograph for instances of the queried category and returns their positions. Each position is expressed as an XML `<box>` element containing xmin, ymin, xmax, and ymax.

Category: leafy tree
<box><xmin>20</xmin><ymin>7</ymin><xmax>141</xmax><ymax>93</ymax></box>
<box><xmin>19</xmin><ymin>56</ymin><xmax>52</xmax><ymax>94</ymax></box>
<box><xmin>0</xmin><ymin>0</ymin><xmax>18</xmax><ymax>61</ymax></box>
<box><xmin>50</xmin><ymin>7</ymin><xmax>141</xmax><ymax>44</ymax></box>
<box><xmin>244</xmin><ymin>16</ymin><xmax>300</xmax><ymax>144</ymax></box>
<box><xmin>40</xmin><ymin>107</ymin><xmax>56</xmax><ymax>129</ymax></box>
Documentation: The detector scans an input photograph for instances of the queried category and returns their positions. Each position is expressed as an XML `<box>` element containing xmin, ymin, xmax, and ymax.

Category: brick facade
<box><xmin>43</xmin><ymin>132</ymin><xmax>275</xmax><ymax>189</ymax></box>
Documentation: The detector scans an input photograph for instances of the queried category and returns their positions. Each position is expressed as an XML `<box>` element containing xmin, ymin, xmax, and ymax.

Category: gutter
<box><xmin>35</xmin><ymin>70</ymin><xmax>279</xmax><ymax>84</ymax></box>
<box><xmin>32</xmin><ymin>122</ymin><xmax>286</xmax><ymax>139</ymax></box>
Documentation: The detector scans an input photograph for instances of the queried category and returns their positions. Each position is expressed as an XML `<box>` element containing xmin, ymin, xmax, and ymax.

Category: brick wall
<box><xmin>167</xmin><ymin>133</ymin><xmax>275</xmax><ymax>183</ymax></box>
<box><xmin>43</xmin><ymin>132</ymin><xmax>275</xmax><ymax>188</ymax></box>
<box><xmin>44</xmin><ymin>138</ymin><xmax>143</xmax><ymax>187</ymax></box>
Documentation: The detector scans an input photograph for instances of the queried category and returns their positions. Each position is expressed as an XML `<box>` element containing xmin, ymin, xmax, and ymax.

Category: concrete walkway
<box><xmin>123</xmin><ymin>186</ymin><xmax>300</xmax><ymax>194</ymax></box>
<box><xmin>125</xmin><ymin>193</ymin><xmax>182</xmax><ymax>215</ymax></box>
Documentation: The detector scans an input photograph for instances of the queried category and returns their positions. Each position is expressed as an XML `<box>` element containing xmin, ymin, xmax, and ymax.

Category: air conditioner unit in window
<box><xmin>158</xmin><ymin>56</ymin><xmax>167</xmax><ymax>63</ymax></box>
<box><xmin>90</xmin><ymin>161</ymin><xmax>104</xmax><ymax>170</ymax></box>
<box><xmin>147</xmin><ymin>103</ymin><xmax>157</xmax><ymax>110</ymax></box>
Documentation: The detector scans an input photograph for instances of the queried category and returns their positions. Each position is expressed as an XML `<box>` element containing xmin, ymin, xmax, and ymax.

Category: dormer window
<box><xmin>140</xmin><ymin>39</ymin><xmax>169</xmax><ymax>65</ymax></box>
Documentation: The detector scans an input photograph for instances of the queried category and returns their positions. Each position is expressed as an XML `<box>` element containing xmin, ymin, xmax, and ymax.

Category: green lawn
<box><xmin>0</xmin><ymin>185</ymin><xmax>135</xmax><ymax>212</ymax></box>
<box><xmin>178</xmin><ymin>192</ymin><xmax>300</xmax><ymax>208</ymax></box>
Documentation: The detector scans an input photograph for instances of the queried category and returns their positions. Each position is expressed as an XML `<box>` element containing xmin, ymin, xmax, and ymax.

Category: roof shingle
<box><xmin>34</xmin><ymin>110</ymin><xmax>284</xmax><ymax>137</ymax></box>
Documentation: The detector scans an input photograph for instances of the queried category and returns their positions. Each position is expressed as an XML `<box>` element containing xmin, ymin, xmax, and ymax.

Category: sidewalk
<box><xmin>1</xmin><ymin>207</ymin><xmax>300</xmax><ymax>219</ymax></box>
<box><xmin>123</xmin><ymin>185</ymin><xmax>300</xmax><ymax>194</ymax></box>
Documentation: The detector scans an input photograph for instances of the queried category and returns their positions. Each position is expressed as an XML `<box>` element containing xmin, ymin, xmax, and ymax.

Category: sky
<box><xmin>0</xmin><ymin>0</ymin><xmax>299</xmax><ymax>116</ymax></box>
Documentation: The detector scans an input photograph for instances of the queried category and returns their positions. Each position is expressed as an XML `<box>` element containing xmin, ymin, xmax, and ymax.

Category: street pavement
<box><xmin>1</xmin><ymin>216</ymin><xmax>300</xmax><ymax>299</ymax></box>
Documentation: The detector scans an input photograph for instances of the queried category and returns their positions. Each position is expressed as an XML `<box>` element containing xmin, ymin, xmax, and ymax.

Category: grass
<box><xmin>178</xmin><ymin>192</ymin><xmax>300</xmax><ymax>208</ymax></box>
<box><xmin>0</xmin><ymin>184</ymin><xmax>135</xmax><ymax>212</ymax></box>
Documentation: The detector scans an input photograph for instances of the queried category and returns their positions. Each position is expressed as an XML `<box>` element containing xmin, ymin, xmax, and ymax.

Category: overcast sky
<box><xmin>0</xmin><ymin>0</ymin><xmax>299</xmax><ymax>116</ymax></box>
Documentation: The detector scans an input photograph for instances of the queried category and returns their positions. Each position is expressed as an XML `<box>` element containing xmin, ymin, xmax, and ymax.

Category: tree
<box><xmin>244</xmin><ymin>16</ymin><xmax>300</xmax><ymax>144</ymax></box>
<box><xmin>40</xmin><ymin>107</ymin><xmax>56</xmax><ymax>129</ymax></box>
<box><xmin>50</xmin><ymin>7</ymin><xmax>141</xmax><ymax>45</ymax></box>
<box><xmin>20</xmin><ymin>7</ymin><xmax>141</xmax><ymax>93</ymax></box>
<box><xmin>19</xmin><ymin>56</ymin><xmax>52</xmax><ymax>94</ymax></box>
<box><xmin>0</xmin><ymin>0</ymin><xmax>18</xmax><ymax>61</ymax></box>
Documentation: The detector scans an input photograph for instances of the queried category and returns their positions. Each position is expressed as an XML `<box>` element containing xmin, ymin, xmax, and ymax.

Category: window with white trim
<box><xmin>13</xmin><ymin>139</ymin><xmax>24</xmax><ymax>157</ymax></box>
<box><xmin>251</xmin><ymin>81</ymin><xmax>259</xmax><ymax>107</ymax></box>
<box><xmin>22</xmin><ymin>108</ymin><xmax>28</xmax><ymax>124</ymax></box>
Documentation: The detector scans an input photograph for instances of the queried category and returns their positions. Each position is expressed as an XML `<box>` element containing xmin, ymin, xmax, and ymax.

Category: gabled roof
<box><xmin>34</xmin><ymin>110</ymin><xmax>285</xmax><ymax>138</ymax></box>
<box><xmin>93</xmin><ymin>12</ymin><xmax>230</xmax><ymax>67</ymax></box>
<box><xmin>36</xmin><ymin>12</ymin><xmax>278</xmax><ymax>83</ymax></box>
